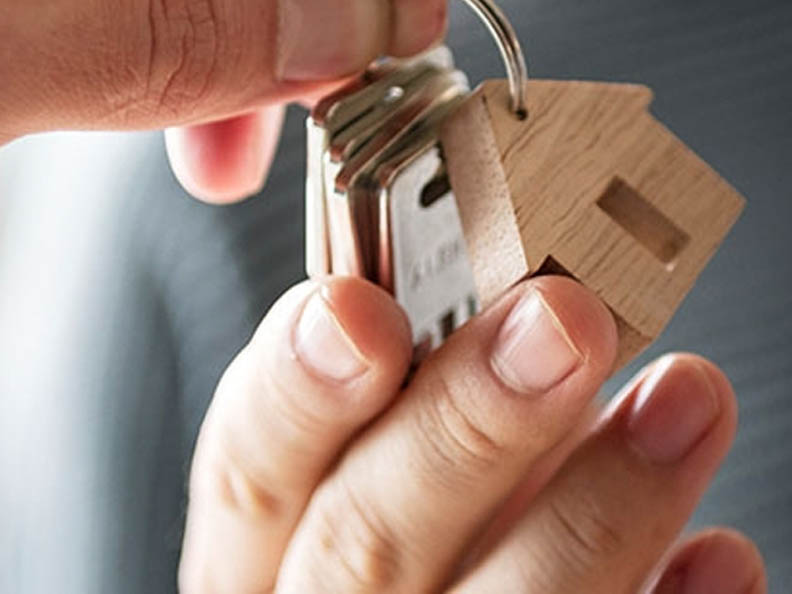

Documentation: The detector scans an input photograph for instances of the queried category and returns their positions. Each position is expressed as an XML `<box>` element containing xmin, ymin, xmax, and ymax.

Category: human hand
<box><xmin>0</xmin><ymin>0</ymin><xmax>446</xmax><ymax>201</ymax></box>
<box><xmin>180</xmin><ymin>275</ymin><xmax>766</xmax><ymax>593</ymax></box>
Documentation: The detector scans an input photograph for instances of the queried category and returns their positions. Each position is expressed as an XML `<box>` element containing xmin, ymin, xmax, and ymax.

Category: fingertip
<box><xmin>321</xmin><ymin>277</ymin><xmax>413</xmax><ymax>378</ymax></box>
<box><xmin>654</xmin><ymin>529</ymin><xmax>766</xmax><ymax>594</ymax></box>
<box><xmin>249</xmin><ymin>276</ymin><xmax>412</xmax><ymax>416</ymax></box>
<box><xmin>527</xmin><ymin>276</ymin><xmax>620</xmax><ymax>379</ymax></box>
<box><xmin>687</xmin><ymin>356</ymin><xmax>740</xmax><ymax>448</ymax></box>
<box><xmin>620</xmin><ymin>354</ymin><xmax>739</xmax><ymax>466</ymax></box>
<box><xmin>165</xmin><ymin>107</ymin><xmax>284</xmax><ymax>204</ymax></box>
<box><xmin>278</xmin><ymin>0</ymin><xmax>447</xmax><ymax>83</ymax></box>
<box><xmin>687</xmin><ymin>354</ymin><xmax>739</xmax><ymax>431</ymax></box>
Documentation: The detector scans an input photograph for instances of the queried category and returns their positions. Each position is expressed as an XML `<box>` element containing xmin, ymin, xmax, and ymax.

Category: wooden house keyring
<box><xmin>442</xmin><ymin>2</ymin><xmax>745</xmax><ymax>369</ymax></box>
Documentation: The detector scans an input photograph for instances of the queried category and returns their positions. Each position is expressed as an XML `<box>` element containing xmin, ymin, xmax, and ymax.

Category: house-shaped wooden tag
<box><xmin>440</xmin><ymin>80</ymin><xmax>745</xmax><ymax>369</ymax></box>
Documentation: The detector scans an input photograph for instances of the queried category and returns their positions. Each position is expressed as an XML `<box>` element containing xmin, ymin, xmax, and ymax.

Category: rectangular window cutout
<box><xmin>597</xmin><ymin>177</ymin><xmax>690</xmax><ymax>268</ymax></box>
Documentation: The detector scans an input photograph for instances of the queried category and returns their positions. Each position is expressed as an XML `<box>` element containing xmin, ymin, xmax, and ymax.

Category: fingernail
<box><xmin>491</xmin><ymin>290</ymin><xmax>581</xmax><ymax>394</ymax></box>
<box><xmin>661</xmin><ymin>537</ymin><xmax>762</xmax><ymax>594</ymax></box>
<box><xmin>627</xmin><ymin>358</ymin><xmax>721</xmax><ymax>464</ymax></box>
<box><xmin>294</xmin><ymin>291</ymin><xmax>368</xmax><ymax>383</ymax></box>
<box><xmin>278</xmin><ymin>0</ymin><xmax>388</xmax><ymax>80</ymax></box>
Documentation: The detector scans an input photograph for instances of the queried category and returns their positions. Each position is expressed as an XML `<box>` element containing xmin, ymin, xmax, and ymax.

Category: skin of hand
<box><xmin>180</xmin><ymin>276</ymin><xmax>767</xmax><ymax>594</ymax></box>
<box><xmin>0</xmin><ymin>1</ymin><xmax>767</xmax><ymax>591</ymax></box>
<box><xmin>0</xmin><ymin>0</ymin><xmax>447</xmax><ymax>202</ymax></box>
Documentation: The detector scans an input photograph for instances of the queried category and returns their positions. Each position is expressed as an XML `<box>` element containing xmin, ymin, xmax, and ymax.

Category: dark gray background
<box><xmin>0</xmin><ymin>0</ymin><xmax>790</xmax><ymax>592</ymax></box>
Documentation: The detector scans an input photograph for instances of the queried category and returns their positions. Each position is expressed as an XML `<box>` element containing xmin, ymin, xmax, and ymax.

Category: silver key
<box><xmin>305</xmin><ymin>46</ymin><xmax>480</xmax><ymax>354</ymax></box>
<box><xmin>305</xmin><ymin>48</ymin><xmax>455</xmax><ymax>278</ymax></box>
<box><xmin>370</xmin><ymin>103</ymin><xmax>479</xmax><ymax>350</ymax></box>
<box><xmin>325</xmin><ymin>67</ymin><xmax>468</xmax><ymax>278</ymax></box>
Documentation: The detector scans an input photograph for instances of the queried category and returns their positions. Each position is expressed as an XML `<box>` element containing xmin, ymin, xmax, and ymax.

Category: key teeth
<box><xmin>465</xmin><ymin>294</ymin><xmax>481</xmax><ymax>320</ymax></box>
<box><xmin>429</xmin><ymin>294</ymin><xmax>480</xmax><ymax>347</ymax></box>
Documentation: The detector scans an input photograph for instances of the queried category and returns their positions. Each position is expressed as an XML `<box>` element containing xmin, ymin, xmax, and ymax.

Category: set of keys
<box><xmin>303</xmin><ymin>0</ymin><xmax>745</xmax><ymax>369</ymax></box>
<box><xmin>305</xmin><ymin>47</ymin><xmax>480</xmax><ymax>357</ymax></box>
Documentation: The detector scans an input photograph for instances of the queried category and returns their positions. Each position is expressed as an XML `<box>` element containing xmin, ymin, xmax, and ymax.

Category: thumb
<box><xmin>0</xmin><ymin>0</ymin><xmax>447</xmax><ymax>139</ymax></box>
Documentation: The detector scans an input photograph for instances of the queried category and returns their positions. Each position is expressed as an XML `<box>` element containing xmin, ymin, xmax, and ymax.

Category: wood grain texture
<box><xmin>441</xmin><ymin>79</ymin><xmax>746</xmax><ymax>369</ymax></box>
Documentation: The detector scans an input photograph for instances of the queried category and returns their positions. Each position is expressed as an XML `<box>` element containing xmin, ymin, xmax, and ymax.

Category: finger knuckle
<box><xmin>306</xmin><ymin>481</ymin><xmax>402</xmax><ymax>591</ymax></box>
<box><xmin>414</xmin><ymin>366</ymin><xmax>508</xmax><ymax>482</ymax></box>
<box><xmin>187</xmin><ymin>358</ymin><xmax>287</xmax><ymax>518</ymax></box>
<box><xmin>152</xmin><ymin>0</ymin><xmax>223</xmax><ymax>113</ymax></box>
<box><xmin>212</xmin><ymin>448</ymin><xmax>283</xmax><ymax>518</ymax></box>
<box><xmin>545</xmin><ymin>491</ymin><xmax>624</xmax><ymax>571</ymax></box>
<box><xmin>114</xmin><ymin>0</ymin><xmax>224</xmax><ymax>119</ymax></box>
<box><xmin>190</xmin><ymin>414</ymin><xmax>284</xmax><ymax>520</ymax></box>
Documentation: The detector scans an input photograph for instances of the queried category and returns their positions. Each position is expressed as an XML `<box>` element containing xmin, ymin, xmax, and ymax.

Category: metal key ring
<box><xmin>460</xmin><ymin>0</ymin><xmax>528</xmax><ymax>119</ymax></box>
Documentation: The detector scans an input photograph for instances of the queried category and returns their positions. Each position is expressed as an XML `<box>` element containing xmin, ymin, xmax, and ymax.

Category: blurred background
<box><xmin>1</xmin><ymin>0</ymin><xmax>790</xmax><ymax>592</ymax></box>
